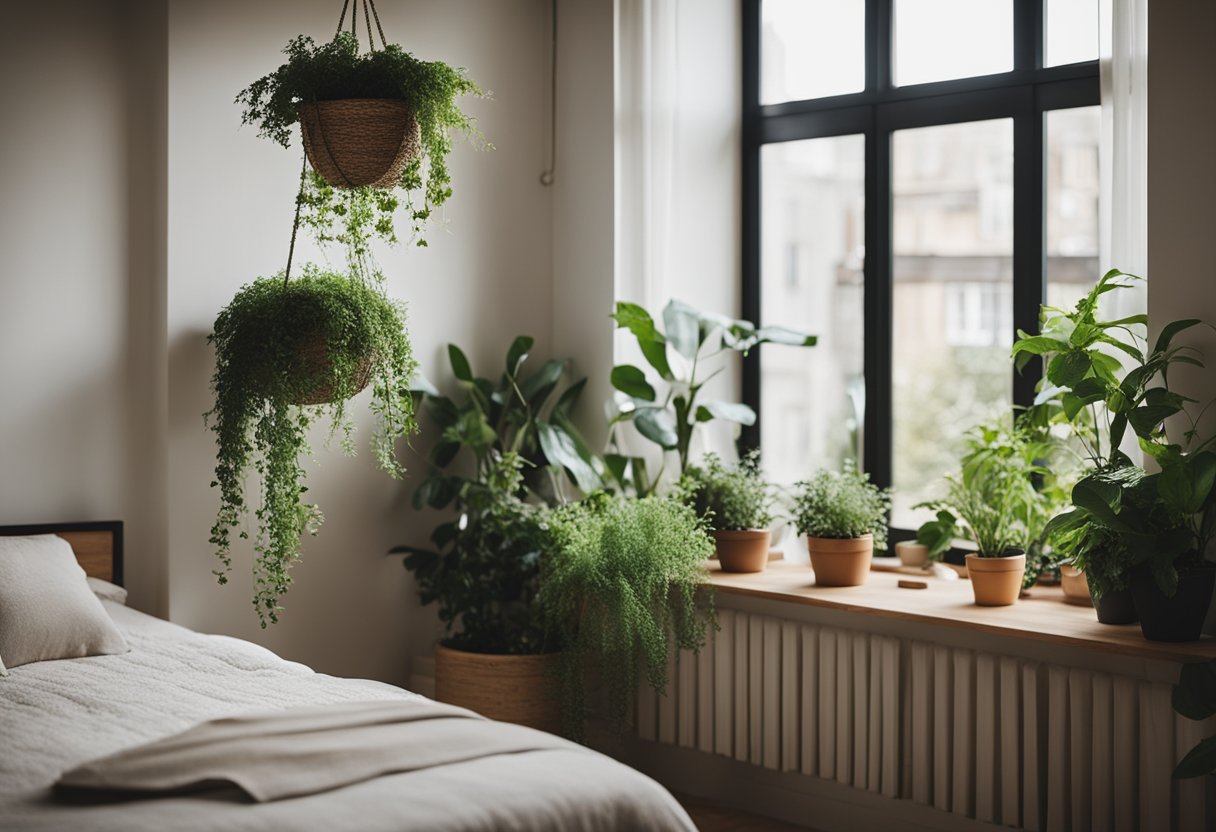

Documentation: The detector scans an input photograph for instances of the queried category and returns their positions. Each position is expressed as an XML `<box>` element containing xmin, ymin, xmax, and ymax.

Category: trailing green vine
<box><xmin>207</xmin><ymin>265</ymin><xmax>417</xmax><ymax>626</ymax></box>
<box><xmin>236</xmin><ymin>32</ymin><xmax>487</xmax><ymax>246</ymax></box>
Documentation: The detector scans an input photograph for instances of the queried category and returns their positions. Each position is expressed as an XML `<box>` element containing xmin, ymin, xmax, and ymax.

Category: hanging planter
<box><xmin>236</xmin><ymin>0</ymin><xmax>486</xmax><ymax>244</ymax></box>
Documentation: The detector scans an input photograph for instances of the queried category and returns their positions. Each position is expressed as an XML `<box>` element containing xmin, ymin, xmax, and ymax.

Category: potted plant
<box><xmin>792</xmin><ymin>461</ymin><xmax>891</xmax><ymax>587</ymax></box>
<box><xmin>208</xmin><ymin>265</ymin><xmax>417</xmax><ymax>626</ymax></box>
<box><xmin>608</xmin><ymin>300</ymin><xmax>815</xmax><ymax>494</ymax></box>
<box><xmin>542</xmin><ymin>494</ymin><xmax>716</xmax><ymax>740</ymax></box>
<box><xmin>237</xmin><ymin>28</ymin><xmax>485</xmax><ymax>244</ymax></box>
<box><xmin>395</xmin><ymin>454</ymin><xmax>562</xmax><ymax>733</ymax></box>
<box><xmin>675</xmin><ymin>451</ymin><xmax>773</xmax><ymax>573</ymax></box>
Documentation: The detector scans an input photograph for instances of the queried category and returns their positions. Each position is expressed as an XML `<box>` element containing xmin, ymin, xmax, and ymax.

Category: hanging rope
<box><xmin>334</xmin><ymin>0</ymin><xmax>387</xmax><ymax>51</ymax></box>
<box><xmin>283</xmin><ymin>153</ymin><xmax>309</xmax><ymax>285</ymax></box>
<box><xmin>334</xmin><ymin>0</ymin><xmax>351</xmax><ymax>39</ymax></box>
<box><xmin>540</xmin><ymin>0</ymin><xmax>558</xmax><ymax>186</ymax></box>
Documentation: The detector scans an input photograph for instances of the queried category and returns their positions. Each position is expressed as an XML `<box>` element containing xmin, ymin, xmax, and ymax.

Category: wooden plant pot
<box><xmin>713</xmin><ymin>529</ymin><xmax>771</xmax><ymax>573</ymax></box>
<box><xmin>895</xmin><ymin>540</ymin><xmax>929</xmax><ymax>568</ymax></box>
<box><xmin>287</xmin><ymin>332</ymin><xmax>374</xmax><ymax>406</ymax></box>
<box><xmin>434</xmin><ymin>645</ymin><xmax>562</xmax><ymax>735</ymax></box>
<box><xmin>299</xmin><ymin>99</ymin><xmax>422</xmax><ymax>189</ymax></box>
<box><xmin>965</xmin><ymin>553</ymin><xmax>1025</xmax><ymax>606</ymax></box>
<box><xmin>807</xmin><ymin>534</ymin><xmax>873</xmax><ymax>587</ymax></box>
<box><xmin>1059</xmin><ymin>565</ymin><xmax>1093</xmax><ymax>607</ymax></box>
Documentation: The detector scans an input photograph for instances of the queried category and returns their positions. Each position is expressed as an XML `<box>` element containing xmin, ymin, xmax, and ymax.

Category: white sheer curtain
<box><xmin>1099</xmin><ymin>0</ymin><xmax>1148</xmax><ymax>307</ymax></box>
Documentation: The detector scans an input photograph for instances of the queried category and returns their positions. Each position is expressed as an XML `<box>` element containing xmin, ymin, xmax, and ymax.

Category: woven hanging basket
<box><xmin>286</xmin><ymin>331</ymin><xmax>375</xmax><ymax>406</ymax></box>
<box><xmin>299</xmin><ymin>99</ymin><xmax>421</xmax><ymax>189</ymax></box>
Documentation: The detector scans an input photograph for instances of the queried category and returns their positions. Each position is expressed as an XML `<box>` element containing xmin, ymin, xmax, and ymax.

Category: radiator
<box><xmin>636</xmin><ymin>608</ymin><xmax>1214</xmax><ymax>831</ymax></box>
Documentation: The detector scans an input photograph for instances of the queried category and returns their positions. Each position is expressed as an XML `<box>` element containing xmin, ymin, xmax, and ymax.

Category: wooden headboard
<box><xmin>0</xmin><ymin>521</ymin><xmax>124</xmax><ymax>586</ymax></box>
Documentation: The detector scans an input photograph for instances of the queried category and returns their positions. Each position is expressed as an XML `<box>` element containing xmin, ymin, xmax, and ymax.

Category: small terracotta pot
<box><xmin>965</xmin><ymin>553</ymin><xmax>1026</xmax><ymax>606</ymax></box>
<box><xmin>435</xmin><ymin>645</ymin><xmax>562</xmax><ymax>734</ymax></box>
<box><xmin>807</xmin><ymin>534</ymin><xmax>873</xmax><ymax>587</ymax></box>
<box><xmin>895</xmin><ymin>540</ymin><xmax>929</xmax><ymax>568</ymax></box>
<box><xmin>1059</xmin><ymin>565</ymin><xmax>1093</xmax><ymax>607</ymax></box>
<box><xmin>713</xmin><ymin>529</ymin><xmax>771</xmax><ymax>573</ymax></box>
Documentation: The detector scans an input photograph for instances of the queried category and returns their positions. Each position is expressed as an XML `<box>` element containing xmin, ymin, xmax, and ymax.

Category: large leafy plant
<box><xmin>609</xmin><ymin>300</ymin><xmax>815</xmax><ymax>495</ymax></box>
<box><xmin>208</xmin><ymin>266</ymin><xmax>417</xmax><ymax>626</ymax></box>
<box><xmin>1020</xmin><ymin>270</ymin><xmax>1216</xmax><ymax>596</ymax></box>
<box><xmin>409</xmin><ymin>337</ymin><xmax>602</xmax><ymax>509</ymax></box>
<box><xmin>792</xmin><ymin>461</ymin><xmax>891</xmax><ymax>548</ymax></box>
<box><xmin>394</xmin><ymin>454</ymin><xmax>553</xmax><ymax>655</ymax></box>
<box><xmin>237</xmin><ymin>32</ymin><xmax>486</xmax><ymax>246</ymax></box>
<box><xmin>675</xmin><ymin>451</ymin><xmax>773</xmax><ymax>531</ymax></box>
<box><xmin>542</xmin><ymin>494</ymin><xmax>716</xmax><ymax>740</ymax></box>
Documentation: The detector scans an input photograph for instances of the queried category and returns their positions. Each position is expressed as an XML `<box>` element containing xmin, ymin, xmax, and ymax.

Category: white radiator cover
<box><xmin>636</xmin><ymin>607</ymin><xmax>1215</xmax><ymax>831</ymax></box>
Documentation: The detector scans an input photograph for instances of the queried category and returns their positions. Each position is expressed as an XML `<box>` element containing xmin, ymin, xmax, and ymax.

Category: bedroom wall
<box><xmin>0</xmin><ymin>0</ymin><xmax>169</xmax><ymax>616</ymax></box>
<box><xmin>163</xmin><ymin>0</ymin><xmax>555</xmax><ymax>685</ymax></box>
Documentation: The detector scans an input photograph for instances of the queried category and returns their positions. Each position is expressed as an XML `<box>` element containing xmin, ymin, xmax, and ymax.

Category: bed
<box><xmin>0</xmin><ymin>522</ymin><xmax>695</xmax><ymax>831</ymax></box>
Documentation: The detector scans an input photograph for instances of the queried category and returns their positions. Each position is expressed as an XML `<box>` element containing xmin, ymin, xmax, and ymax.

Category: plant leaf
<box><xmin>1154</xmin><ymin>319</ymin><xmax>1201</xmax><ymax>355</ymax></box>
<box><xmin>664</xmin><ymin>300</ymin><xmax>701</xmax><ymax>360</ymax></box>
<box><xmin>448</xmin><ymin>344</ymin><xmax>474</xmax><ymax>383</ymax></box>
<box><xmin>634</xmin><ymin>407</ymin><xmax>679</xmax><ymax>449</ymax></box>
<box><xmin>409</xmin><ymin>374</ymin><xmax>440</xmax><ymax>397</ymax></box>
<box><xmin>695</xmin><ymin>400</ymin><xmax>757</xmax><ymax>426</ymax></box>
<box><xmin>1173</xmin><ymin>737</ymin><xmax>1216</xmax><ymax>779</ymax></box>
<box><xmin>519</xmin><ymin>359</ymin><xmax>565</xmax><ymax>406</ymax></box>
<box><xmin>610</xmin><ymin>364</ymin><xmax>657</xmax><ymax>402</ymax></box>
<box><xmin>536</xmin><ymin>421</ymin><xmax>602</xmax><ymax>493</ymax></box>
<box><xmin>505</xmin><ymin>336</ymin><xmax>533</xmax><ymax>377</ymax></box>
<box><xmin>1047</xmin><ymin>351</ymin><xmax>1093</xmax><ymax>388</ymax></box>
<box><xmin>1173</xmin><ymin>660</ymin><xmax>1216</xmax><ymax>721</ymax></box>
<box><xmin>552</xmin><ymin>377</ymin><xmax>586</xmax><ymax>422</ymax></box>
<box><xmin>755</xmin><ymin>325</ymin><xmax>817</xmax><ymax>347</ymax></box>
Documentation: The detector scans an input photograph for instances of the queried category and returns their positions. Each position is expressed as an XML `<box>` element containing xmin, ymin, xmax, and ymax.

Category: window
<box><xmin>742</xmin><ymin>1</ymin><xmax>1100</xmax><ymax>539</ymax></box>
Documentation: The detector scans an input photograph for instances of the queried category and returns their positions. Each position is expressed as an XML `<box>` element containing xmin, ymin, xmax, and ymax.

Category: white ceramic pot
<box><xmin>895</xmin><ymin>540</ymin><xmax>929</xmax><ymax>568</ymax></box>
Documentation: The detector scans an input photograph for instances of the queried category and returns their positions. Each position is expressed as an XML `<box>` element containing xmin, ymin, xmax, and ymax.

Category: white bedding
<box><xmin>0</xmin><ymin>602</ymin><xmax>694</xmax><ymax>831</ymax></box>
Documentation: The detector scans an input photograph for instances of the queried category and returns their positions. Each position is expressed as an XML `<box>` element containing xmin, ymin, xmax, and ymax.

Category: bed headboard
<box><xmin>0</xmin><ymin>521</ymin><xmax>124</xmax><ymax>586</ymax></box>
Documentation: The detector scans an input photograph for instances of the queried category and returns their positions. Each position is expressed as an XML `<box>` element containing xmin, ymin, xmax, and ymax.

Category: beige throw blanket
<box><xmin>55</xmin><ymin>700</ymin><xmax>571</xmax><ymax>803</ymax></box>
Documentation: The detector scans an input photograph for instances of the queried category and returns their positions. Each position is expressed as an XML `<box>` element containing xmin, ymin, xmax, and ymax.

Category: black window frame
<box><xmin>740</xmin><ymin>0</ymin><xmax>1100</xmax><ymax>545</ymax></box>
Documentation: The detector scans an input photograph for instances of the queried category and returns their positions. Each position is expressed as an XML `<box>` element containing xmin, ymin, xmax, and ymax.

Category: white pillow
<box><xmin>0</xmin><ymin>535</ymin><xmax>128</xmax><ymax>675</ymax></box>
<box><xmin>87</xmin><ymin>576</ymin><xmax>128</xmax><ymax>606</ymax></box>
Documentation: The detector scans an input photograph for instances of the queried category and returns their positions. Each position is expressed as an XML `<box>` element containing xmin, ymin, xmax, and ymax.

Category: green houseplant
<box><xmin>208</xmin><ymin>265</ymin><xmax>417</xmax><ymax>626</ymax></box>
<box><xmin>608</xmin><ymin>300</ymin><xmax>815</xmax><ymax>495</ymax></box>
<box><xmin>676</xmin><ymin>451</ymin><xmax>773</xmax><ymax>573</ymax></box>
<box><xmin>237</xmin><ymin>29</ymin><xmax>486</xmax><ymax>245</ymax></box>
<box><xmin>792</xmin><ymin>461</ymin><xmax>891</xmax><ymax>587</ymax></box>
<box><xmin>542</xmin><ymin>494</ymin><xmax>716</xmax><ymax>740</ymax></box>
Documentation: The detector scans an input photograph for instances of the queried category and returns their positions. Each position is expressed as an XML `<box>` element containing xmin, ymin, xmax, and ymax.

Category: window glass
<box><xmin>891</xmin><ymin>119</ymin><xmax>1014</xmax><ymax>528</ymax></box>
<box><xmin>760</xmin><ymin>135</ymin><xmax>865</xmax><ymax>485</ymax></box>
<box><xmin>1046</xmin><ymin>106</ymin><xmax>1101</xmax><ymax>311</ymax></box>
<box><xmin>894</xmin><ymin>0</ymin><xmax>1013</xmax><ymax>86</ymax></box>
<box><xmin>761</xmin><ymin>0</ymin><xmax>866</xmax><ymax>104</ymax></box>
<box><xmin>1046</xmin><ymin>0</ymin><xmax>1100</xmax><ymax>66</ymax></box>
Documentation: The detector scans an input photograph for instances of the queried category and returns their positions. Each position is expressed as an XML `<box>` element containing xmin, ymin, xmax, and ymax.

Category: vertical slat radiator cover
<box><xmin>644</xmin><ymin>608</ymin><xmax>1213</xmax><ymax>831</ymax></box>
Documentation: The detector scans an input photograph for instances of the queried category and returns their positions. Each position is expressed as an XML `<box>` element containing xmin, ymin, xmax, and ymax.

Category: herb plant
<box><xmin>237</xmin><ymin>32</ymin><xmax>486</xmax><ymax>245</ymax></box>
<box><xmin>395</xmin><ymin>454</ymin><xmax>554</xmax><ymax>655</ymax></box>
<box><xmin>792</xmin><ymin>461</ymin><xmax>891</xmax><ymax>549</ymax></box>
<box><xmin>542</xmin><ymin>494</ymin><xmax>716</xmax><ymax>740</ymax></box>
<box><xmin>675</xmin><ymin>451</ymin><xmax>773</xmax><ymax>531</ymax></box>
<box><xmin>609</xmin><ymin>300</ymin><xmax>815</xmax><ymax>495</ymax></box>
<box><xmin>208</xmin><ymin>265</ymin><xmax>417</xmax><ymax>626</ymax></box>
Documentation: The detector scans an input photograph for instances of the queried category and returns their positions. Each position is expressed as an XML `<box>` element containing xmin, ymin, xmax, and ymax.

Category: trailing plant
<box><xmin>1021</xmin><ymin>270</ymin><xmax>1216</xmax><ymax>596</ymax></box>
<box><xmin>1172</xmin><ymin>658</ymin><xmax>1216</xmax><ymax>779</ymax></box>
<box><xmin>208</xmin><ymin>265</ymin><xmax>417</xmax><ymax>626</ymax></box>
<box><xmin>237</xmin><ymin>31</ymin><xmax>486</xmax><ymax>246</ymax></box>
<box><xmin>917</xmin><ymin>417</ymin><xmax>1072</xmax><ymax>587</ymax></box>
<box><xmin>608</xmin><ymin>300</ymin><xmax>816</xmax><ymax>495</ymax></box>
<box><xmin>542</xmin><ymin>494</ymin><xmax>716</xmax><ymax>740</ymax></box>
<box><xmin>675</xmin><ymin>451</ymin><xmax>773</xmax><ymax>531</ymax></box>
<box><xmin>394</xmin><ymin>454</ymin><xmax>554</xmax><ymax>655</ymax></box>
<box><xmin>792</xmin><ymin>461</ymin><xmax>891</xmax><ymax>548</ymax></box>
<box><xmin>409</xmin><ymin>337</ymin><xmax>603</xmax><ymax>510</ymax></box>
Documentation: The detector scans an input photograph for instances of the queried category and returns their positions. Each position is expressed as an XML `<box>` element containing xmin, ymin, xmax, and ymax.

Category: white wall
<box><xmin>163</xmin><ymin>0</ymin><xmax>555</xmax><ymax>685</ymax></box>
<box><xmin>0</xmin><ymin>0</ymin><xmax>169</xmax><ymax>615</ymax></box>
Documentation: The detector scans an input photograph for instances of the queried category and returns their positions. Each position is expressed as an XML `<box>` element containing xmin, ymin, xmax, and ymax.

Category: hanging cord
<box><xmin>283</xmin><ymin>153</ymin><xmax>309</xmax><ymax>286</ymax></box>
<box><xmin>366</xmin><ymin>0</ymin><xmax>388</xmax><ymax>49</ymax></box>
<box><xmin>539</xmin><ymin>0</ymin><xmax>557</xmax><ymax>186</ymax></box>
<box><xmin>334</xmin><ymin>0</ymin><xmax>351</xmax><ymax>39</ymax></box>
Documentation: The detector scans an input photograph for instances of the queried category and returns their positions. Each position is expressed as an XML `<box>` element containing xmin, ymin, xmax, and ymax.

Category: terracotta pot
<box><xmin>434</xmin><ymin>645</ymin><xmax>562</xmax><ymax>734</ymax></box>
<box><xmin>713</xmin><ymin>529</ymin><xmax>771</xmax><ymax>573</ymax></box>
<box><xmin>1059</xmin><ymin>566</ymin><xmax>1093</xmax><ymax>607</ymax></box>
<box><xmin>1130</xmin><ymin>563</ymin><xmax>1216</xmax><ymax>643</ymax></box>
<box><xmin>895</xmin><ymin>540</ymin><xmax>929</xmax><ymax>568</ymax></box>
<box><xmin>965</xmin><ymin>553</ymin><xmax>1025</xmax><ymax>606</ymax></box>
<box><xmin>299</xmin><ymin>99</ymin><xmax>421</xmax><ymax>189</ymax></box>
<box><xmin>807</xmin><ymin>534</ymin><xmax>873</xmax><ymax>587</ymax></box>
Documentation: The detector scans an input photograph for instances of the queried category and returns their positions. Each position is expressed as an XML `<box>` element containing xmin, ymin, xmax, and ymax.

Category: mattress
<box><xmin>0</xmin><ymin>601</ymin><xmax>694</xmax><ymax>831</ymax></box>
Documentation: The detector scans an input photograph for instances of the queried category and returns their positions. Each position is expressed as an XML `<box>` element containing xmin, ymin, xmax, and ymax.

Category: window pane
<box><xmin>1046</xmin><ymin>106</ymin><xmax>1101</xmax><ymax>311</ymax></box>
<box><xmin>1046</xmin><ymin>0</ymin><xmax>1100</xmax><ymax>67</ymax></box>
<box><xmin>761</xmin><ymin>0</ymin><xmax>865</xmax><ymax>104</ymax></box>
<box><xmin>760</xmin><ymin>135</ymin><xmax>865</xmax><ymax>486</ymax></box>
<box><xmin>891</xmin><ymin>119</ymin><xmax>1014</xmax><ymax>528</ymax></box>
<box><xmin>894</xmin><ymin>0</ymin><xmax>1013</xmax><ymax>86</ymax></box>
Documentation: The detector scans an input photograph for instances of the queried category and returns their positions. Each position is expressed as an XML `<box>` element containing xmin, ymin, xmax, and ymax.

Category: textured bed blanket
<box><xmin>0</xmin><ymin>602</ymin><xmax>695</xmax><ymax>831</ymax></box>
<box><xmin>56</xmin><ymin>699</ymin><xmax>570</xmax><ymax>802</ymax></box>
